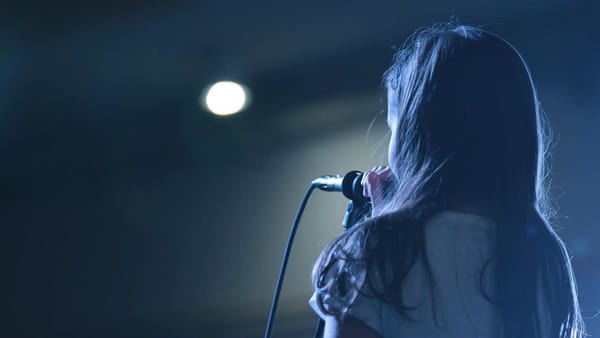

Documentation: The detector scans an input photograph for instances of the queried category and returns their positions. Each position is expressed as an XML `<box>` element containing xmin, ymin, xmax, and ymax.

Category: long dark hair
<box><xmin>312</xmin><ymin>22</ymin><xmax>585</xmax><ymax>338</ymax></box>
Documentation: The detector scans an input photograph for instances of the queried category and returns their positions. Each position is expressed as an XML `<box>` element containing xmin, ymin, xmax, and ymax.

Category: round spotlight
<box><xmin>203</xmin><ymin>81</ymin><xmax>250</xmax><ymax>116</ymax></box>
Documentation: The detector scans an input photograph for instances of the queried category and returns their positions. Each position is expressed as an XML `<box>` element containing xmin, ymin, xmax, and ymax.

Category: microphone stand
<box><xmin>342</xmin><ymin>199</ymin><xmax>372</xmax><ymax>230</ymax></box>
<box><xmin>313</xmin><ymin>171</ymin><xmax>371</xmax><ymax>337</ymax></box>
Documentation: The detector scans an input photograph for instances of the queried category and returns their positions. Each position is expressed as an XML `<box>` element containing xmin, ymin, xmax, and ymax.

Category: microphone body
<box><xmin>312</xmin><ymin>171</ymin><xmax>369</xmax><ymax>203</ymax></box>
<box><xmin>311</xmin><ymin>175</ymin><xmax>344</xmax><ymax>192</ymax></box>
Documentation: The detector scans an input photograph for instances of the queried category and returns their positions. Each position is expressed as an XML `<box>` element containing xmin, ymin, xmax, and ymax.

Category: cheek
<box><xmin>387</xmin><ymin>134</ymin><xmax>401</xmax><ymax>187</ymax></box>
<box><xmin>387</xmin><ymin>130</ymin><xmax>396</xmax><ymax>165</ymax></box>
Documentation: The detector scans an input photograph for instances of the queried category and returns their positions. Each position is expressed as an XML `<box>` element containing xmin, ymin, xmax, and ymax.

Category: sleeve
<box><xmin>309</xmin><ymin>291</ymin><xmax>385</xmax><ymax>336</ymax></box>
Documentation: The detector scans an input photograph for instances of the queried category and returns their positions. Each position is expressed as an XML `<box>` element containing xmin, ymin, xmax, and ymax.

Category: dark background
<box><xmin>1</xmin><ymin>1</ymin><xmax>598</xmax><ymax>337</ymax></box>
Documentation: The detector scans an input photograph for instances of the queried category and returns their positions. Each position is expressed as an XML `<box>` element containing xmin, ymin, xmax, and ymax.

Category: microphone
<box><xmin>312</xmin><ymin>170</ymin><xmax>371</xmax><ymax>229</ymax></box>
<box><xmin>312</xmin><ymin>170</ymin><xmax>369</xmax><ymax>203</ymax></box>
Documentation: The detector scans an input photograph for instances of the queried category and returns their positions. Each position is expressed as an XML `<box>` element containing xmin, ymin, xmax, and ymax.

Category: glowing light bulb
<box><xmin>203</xmin><ymin>81</ymin><xmax>249</xmax><ymax>116</ymax></box>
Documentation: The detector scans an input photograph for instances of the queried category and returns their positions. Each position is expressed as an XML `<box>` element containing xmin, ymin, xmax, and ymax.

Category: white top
<box><xmin>310</xmin><ymin>210</ymin><xmax>504</xmax><ymax>338</ymax></box>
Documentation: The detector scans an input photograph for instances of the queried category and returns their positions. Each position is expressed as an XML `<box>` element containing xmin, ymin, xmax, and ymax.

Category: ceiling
<box><xmin>2</xmin><ymin>0</ymin><xmax>593</xmax><ymax>195</ymax></box>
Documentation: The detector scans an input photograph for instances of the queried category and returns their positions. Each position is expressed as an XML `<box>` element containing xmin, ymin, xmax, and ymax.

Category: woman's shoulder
<box><xmin>427</xmin><ymin>209</ymin><xmax>496</xmax><ymax>226</ymax></box>
<box><xmin>423</xmin><ymin>210</ymin><xmax>497</xmax><ymax>270</ymax></box>
<box><xmin>372</xmin><ymin>208</ymin><xmax>496</xmax><ymax>231</ymax></box>
<box><xmin>424</xmin><ymin>210</ymin><xmax>496</xmax><ymax>238</ymax></box>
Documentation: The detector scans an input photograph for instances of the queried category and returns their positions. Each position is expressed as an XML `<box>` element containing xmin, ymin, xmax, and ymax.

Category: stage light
<box><xmin>203</xmin><ymin>81</ymin><xmax>250</xmax><ymax>116</ymax></box>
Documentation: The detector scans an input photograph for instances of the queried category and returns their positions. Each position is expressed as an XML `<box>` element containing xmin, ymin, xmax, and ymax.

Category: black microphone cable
<box><xmin>263</xmin><ymin>183</ymin><xmax>316</xmax><ymax>338</ymax></box>
<box><xmin>263</xmin><ymin>171</ymin><xmax>370</xmax><ymax>338</ymax></box>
